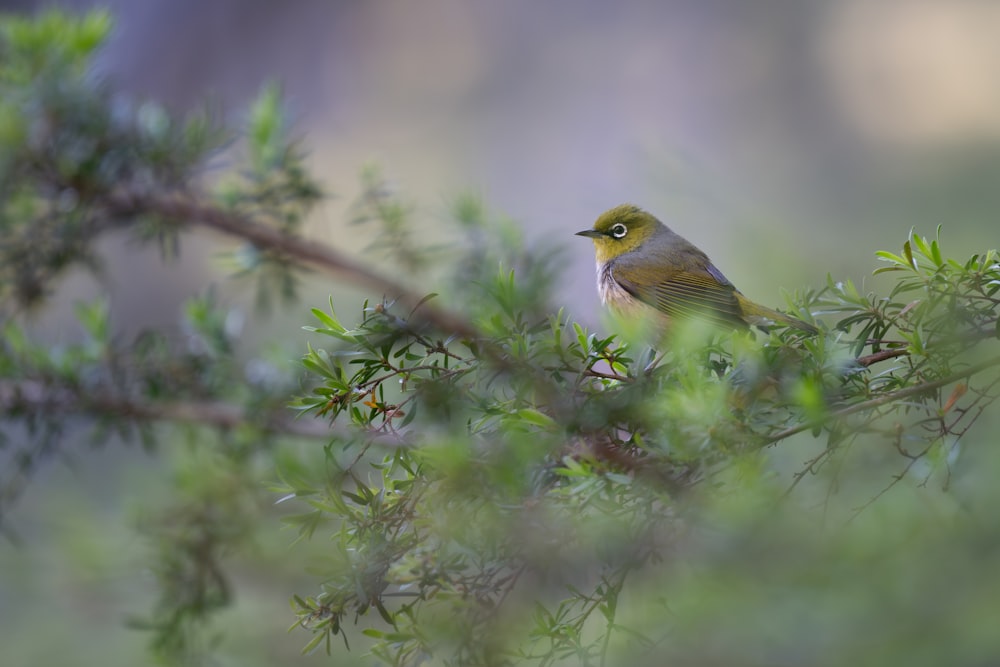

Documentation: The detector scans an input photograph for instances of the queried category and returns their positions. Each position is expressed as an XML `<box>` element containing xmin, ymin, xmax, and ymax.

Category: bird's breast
<box><xmin>596</xmin><ymin>261</ymin><xmax>642</xmax><ymax>314</ymax></box>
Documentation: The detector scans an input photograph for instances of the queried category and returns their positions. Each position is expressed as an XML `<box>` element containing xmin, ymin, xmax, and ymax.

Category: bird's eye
<box><xmin>610</xmin><ymin>223</ymin><xmax>628</xmax><ymax>239</ymax></box>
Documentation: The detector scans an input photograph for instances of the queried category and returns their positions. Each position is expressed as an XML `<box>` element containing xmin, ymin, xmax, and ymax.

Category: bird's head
<box><xmin>575</xmin><ymin>204</ymin><xmax>663</xmax><ymax>264</ymax></box>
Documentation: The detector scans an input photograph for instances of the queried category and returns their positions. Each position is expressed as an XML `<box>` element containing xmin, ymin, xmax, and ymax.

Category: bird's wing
<box><xmin>615</xmin><ymin>264</ymin><xmax>748</xmax><ymax>330</ymax></box>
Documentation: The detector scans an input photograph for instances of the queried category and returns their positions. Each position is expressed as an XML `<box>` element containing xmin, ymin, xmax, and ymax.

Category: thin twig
<box><xmin>855</xmin><ymin>348</ymin><xmax>909</xmax><ymax>367</ymax></box>
<box><xmin>761</xmin><ymin>354</ymin><xmax>1000</xmax><ymax>445</ymax></box>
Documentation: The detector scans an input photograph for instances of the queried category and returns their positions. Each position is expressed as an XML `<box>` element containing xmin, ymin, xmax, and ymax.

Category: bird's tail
<box><xmin>736</xmin><ymin>295</ymin><xmax>819</xmax><ymax>335</ymax></box>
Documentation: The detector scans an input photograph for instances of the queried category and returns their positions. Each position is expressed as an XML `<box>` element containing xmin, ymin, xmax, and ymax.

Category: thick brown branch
<box><xmin>104</xmin><ymin>191</ymin><xmax>481</xmax><ymax>340</ymax></box>
<box><xmin>0</xmin><ymin>379</ymin><xmax>331</xmax><ymax>439</ymax></box>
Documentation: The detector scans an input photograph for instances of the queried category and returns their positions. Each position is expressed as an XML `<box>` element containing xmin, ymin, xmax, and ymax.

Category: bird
<box><xmin>576</xmin><ymin>204</ymin><xmax>818</xmax><ymax>335</ymax></box>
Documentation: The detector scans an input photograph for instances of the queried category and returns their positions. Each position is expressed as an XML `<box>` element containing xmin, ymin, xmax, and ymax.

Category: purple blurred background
<box><xmin>7</xmin><ymin>0</ymin><xmax>1000</xmax><ymax>327</ymax></box>
<box><xmin>4</xmin><ymin>1</ymin><xmax>1000</xmax><ymax>664</ymax></box>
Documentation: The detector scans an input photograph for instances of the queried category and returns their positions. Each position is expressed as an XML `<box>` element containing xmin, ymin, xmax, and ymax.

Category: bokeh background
<box><xmin>3</xmin><ymin>1</ymin><xmax>1000</xmax><ymax>664</ymax></box>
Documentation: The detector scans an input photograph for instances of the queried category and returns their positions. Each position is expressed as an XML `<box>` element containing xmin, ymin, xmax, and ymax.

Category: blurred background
<box><xmin>2</xmin><ymin>0</ymin><xmax>1000</xmax><ymax>664</ymax></box>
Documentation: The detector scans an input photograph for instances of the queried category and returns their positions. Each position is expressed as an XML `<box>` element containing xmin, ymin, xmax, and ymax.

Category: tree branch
<box><xmin>0</xmin><ymin>379</ymin><xmax>331</xmax><ymax>439</ymax></box>
<box><xmin>855</xmin><ymin>327</ymin><xmax>997</xmax><ymax>367</ymax></box>
<box><xmin>856</xmin><ymin>348</ymin><xmax>909</xmax><ymax>367</ymax></box>
<box><xmin>104</xmin><ymin>191</ymin><xmax>482</xmax><ymax>340</ymax></box>
<box><xmin>761</xmin><ymin>354</ymin><xmax>1000</xmax><ymax>445</ymax></box>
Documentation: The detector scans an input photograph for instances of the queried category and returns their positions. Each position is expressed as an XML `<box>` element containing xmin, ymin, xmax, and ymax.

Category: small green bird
<box><xmin>576</xmin><ymin>204</ymin><xmax>818</xmax><ymax>334</ymax></box>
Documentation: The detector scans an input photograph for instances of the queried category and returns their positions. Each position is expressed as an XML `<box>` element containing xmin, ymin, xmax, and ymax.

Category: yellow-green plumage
<box><xmin>576</xmin><ymin>204</ymin><xmax>818</xmax><ymax>334</ymax></box>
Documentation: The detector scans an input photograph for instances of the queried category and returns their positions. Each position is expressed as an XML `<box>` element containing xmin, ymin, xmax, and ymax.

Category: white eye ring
<box><xmin>610</xmin><ymin>223</ymin><xmax>627</xmax><ymax>239</ymax></box>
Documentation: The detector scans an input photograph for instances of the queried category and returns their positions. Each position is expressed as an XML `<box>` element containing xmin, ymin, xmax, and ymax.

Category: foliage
<box><xmin>2</xmin><ymin>10</ymin><xmax>1000</xmax><ymax>667</ymax></box>
<box><xmin>281</xmin><ymin>222</ymin><xmax>1000</xmax><ymax>665</ymax></box>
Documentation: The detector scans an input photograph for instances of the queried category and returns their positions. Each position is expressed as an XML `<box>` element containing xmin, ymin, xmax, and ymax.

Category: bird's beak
<box><xmin>575</xmin><ymin>229</ymin><xmax>603</xmax><ymax>239</ymax></box>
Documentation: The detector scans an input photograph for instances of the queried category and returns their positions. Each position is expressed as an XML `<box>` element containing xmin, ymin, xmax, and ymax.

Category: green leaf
<box><xmin>875</xmin><ymin>251</ymin><xmax>908</xmax><ymax>268</ymax></box>
<box><xmin>903</xmin><ymin>240</ymin><xmax>916</xmax><ymax>269</ymax></box>
<box><xmin>375</xmin><ymin>599</ymin><xmax>395</xmax><ymax>625</ymax></box>
<box><xmin>74</xmin><ymin>299</ymin><xmax>109</xmax><ymax>342</ymax></box>
<box><xmin>911</xmin><ymin>233</ymin><xmax>933</xmax><ymax>265</ymax></box>
<box><xmin>311</xmin><ymin>301</ymin><xmax>346</xmax><ymax>333</ymax></box>
<box><xmin>247</xmin><ymin>81</ymin><xmax>284</xmax><ymax>172</ymax></box>
<box><xmin>300</xmin><ymin>630</ymin><xmax>326</xmax><ymax>655</ymax></box>
<box><xmin>930</xmin><ymin>238</ymin><xmax>943</xmax><ymax>267</ymax></box>
<box><xmin>515</xmin><ymin>408</ymin><xmax>558</xmax><ymax>431</ymax></box>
